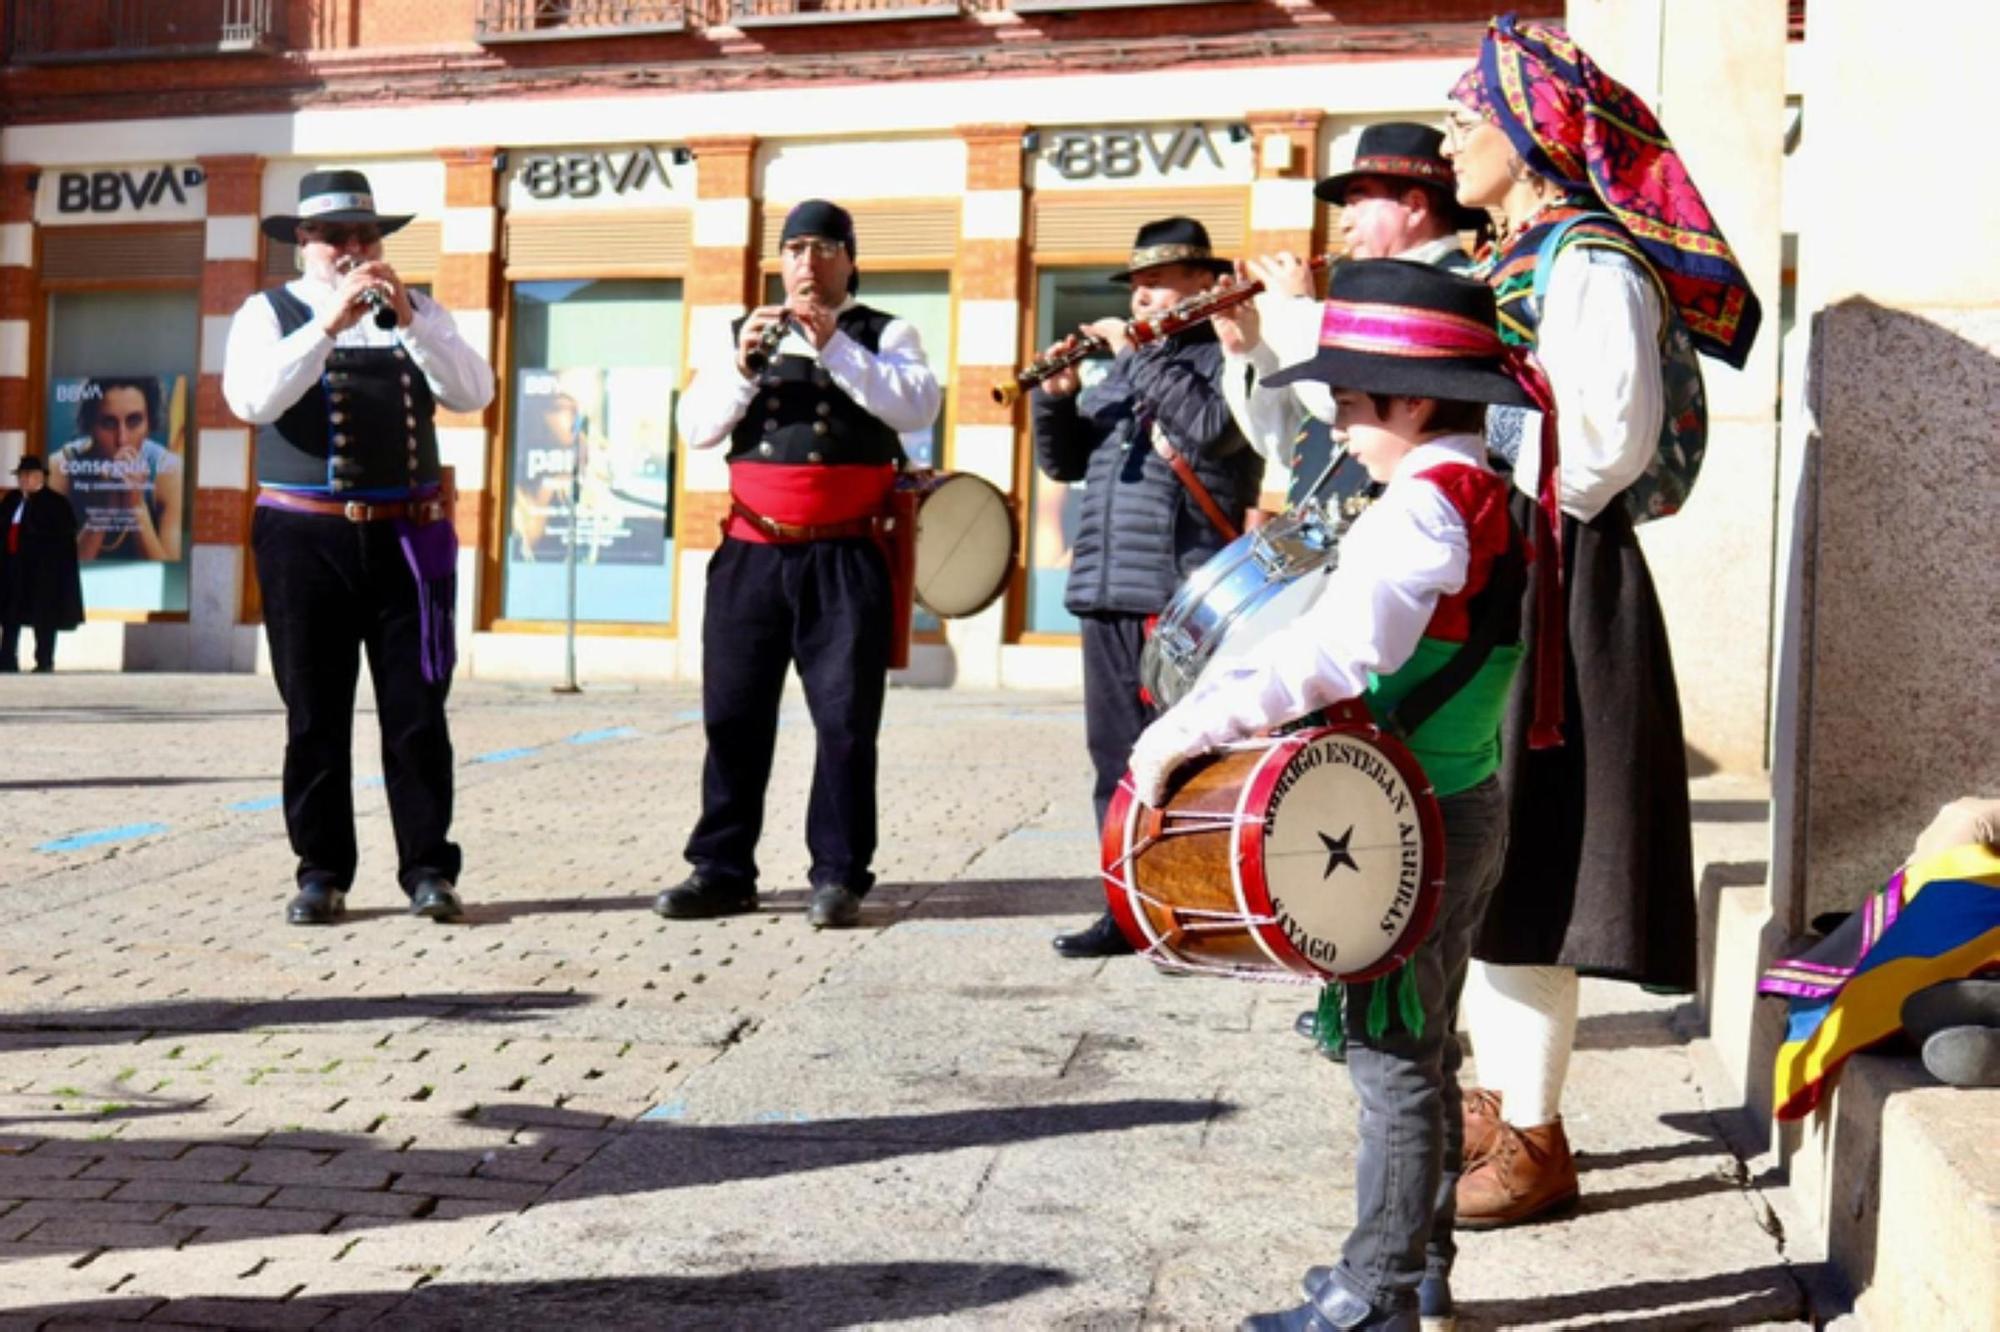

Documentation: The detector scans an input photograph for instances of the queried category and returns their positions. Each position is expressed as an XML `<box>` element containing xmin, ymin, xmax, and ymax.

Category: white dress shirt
<box><xmin>676</xmin><ymin>298</ymin><xmax>941</xmax><ymax>451</ymax></box>
<box><xmin>1127</xmin><ymin>434</ymin><xmax>1490</xmax><ymax>803</ymax></box>
<box><xmin>222</xmin><ymin>276</ymin><xmax>495</xmax><ymax>425</ymax></box>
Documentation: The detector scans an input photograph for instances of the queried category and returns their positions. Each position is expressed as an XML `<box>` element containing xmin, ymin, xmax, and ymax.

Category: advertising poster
<box><xmin>1023</xmin><ymin>359</ymin><xmax>1108</xmax><ymax>636</ymax></box>
<box><xmin>503</xmin><ymin>366</ymin><xmax>675</xmax><ymax>623</ymax></box>
<box><xmin>44</xmin><ymin>374</ymin><xmax>190</xmax><ymax>565</ymax></box>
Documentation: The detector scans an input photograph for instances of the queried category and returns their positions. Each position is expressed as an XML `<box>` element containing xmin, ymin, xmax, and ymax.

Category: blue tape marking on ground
<box><xmin>673</xmin><ymin>708</ymin><xmax>704</xmax><ymax>723</ymax></box>
<box><xmin>472</xmin><ymin>748</ymin><xmax>537</xmax><ymax>765</ymax></box>
<box><xmin>640</xmin><ymin>1099</ymin><xmax>688</xmax><ymax>1122</ymax></box>
<box><xmin>355</xmin><ymin>775</ymin><xmax>386</xmax><ymax>789</ymax></box>
<box><xmin>37</xmin><ymin>823</ymin><xmax>171</xmax><ymax>854</ymax></box>
<box><xmin>568</xmin><ymin>726</ymin><xmax>639</xmax><ymax>745</ymax></box>
<box><xmin>228</xmin><ymin>795</ymin><xmax>284</xmax><ymax>813</ymax></box>
<box><xmin>752</xmin><ymin>1109</ymin><xmax>813</xmax><ymax>1124</ymax></box>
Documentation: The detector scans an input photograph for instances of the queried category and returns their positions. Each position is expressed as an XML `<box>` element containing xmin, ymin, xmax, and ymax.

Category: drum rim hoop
<box><xmin>1238</xmin><ymin>721</ymin><xmax>1447</xmax><ymax>983</ymax></box>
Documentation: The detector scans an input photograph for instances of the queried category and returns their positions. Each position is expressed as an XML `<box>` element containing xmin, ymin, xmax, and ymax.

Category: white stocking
<box><xmin>1463</xmin><ymin>961</ymin><xmax>1580</xmax><ymax>1129</ymax></box>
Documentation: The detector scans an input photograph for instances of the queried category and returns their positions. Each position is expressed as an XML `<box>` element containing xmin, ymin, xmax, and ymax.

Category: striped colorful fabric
<box><xmin>1451</xmin><ymin>13</ymin><xmax>1762</xmax><ymax>369</ymax></box>
<box><xmin>1758</xmin><ymin>843</ymin><xmax>2000</xmax><ymax>1120</ymax></box>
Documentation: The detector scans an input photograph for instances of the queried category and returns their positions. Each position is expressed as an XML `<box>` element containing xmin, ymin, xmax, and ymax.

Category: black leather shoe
<box><xmin>807</xmin><ymin>883</ymin><xmax>864</xmax><ymax>930</ymax></box>
<box><xmin>286</xmin><ymin>881</ymin><xmax>347</xmax><ymax>926</ymax></box>
<box><xmin>408</xmin><ymin>875</ymin><xmax>464</xmax><ymax>921</ymax></box>
<box><xmin>1245</xmin><ymin>1276</ymin><xmax>1416</xmax><ymax>1331</ymax></box>
<box><xmin>1052</xmin><ymin>911</ymin><xmax>1135</xmax><ymax>959</ymax></box>
<box><xmin>1293</xmin><ymin>1010</ymin><xmax>1349</xmax><ymax>1063</ymax></box>
<box><xmin>653</xmin><ymin>873</ymin><xmax>757</xmax><ymax>920</ymax></box>
<box><xmin>1302</xmin><ymin>1270</ymin><xmax>1450</xmax><ymax>1331</ymax></box>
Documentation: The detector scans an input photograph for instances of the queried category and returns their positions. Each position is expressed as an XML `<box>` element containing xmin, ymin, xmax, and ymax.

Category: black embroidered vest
<box><xmin>255</xmin><ymin>286</ymin><xmax>441</xmax><ymax>494</ymax></box>
<box><xmin>726</xmin><ymin>305</ymin><xmax>903</xmax><ymax>467</ymax></box>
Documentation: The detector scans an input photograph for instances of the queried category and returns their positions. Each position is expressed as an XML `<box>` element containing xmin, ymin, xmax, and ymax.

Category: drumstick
<box><xmin>1300</xmin><ymin>436</ymin><xmax>1353</xmax><ymax>508</ymax></box>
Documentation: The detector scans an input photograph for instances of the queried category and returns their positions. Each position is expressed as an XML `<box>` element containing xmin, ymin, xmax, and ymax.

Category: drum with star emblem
<box><xmin>1100</xmin><ymin>703</ymin><xmax>1444</xmax><ymax>983</ymax></box>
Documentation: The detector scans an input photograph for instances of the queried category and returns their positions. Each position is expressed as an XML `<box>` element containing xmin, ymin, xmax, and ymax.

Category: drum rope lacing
<box><xmin>1104</xmin><ymin>822</ymin><xmax>1325</xmax><ymax>986</ymax></box>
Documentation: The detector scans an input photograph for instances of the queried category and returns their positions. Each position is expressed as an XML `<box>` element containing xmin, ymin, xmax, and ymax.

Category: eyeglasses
<box><xmin>781</xmin><ymin>238</ymin><xmax>845</xmax><ymax>261</ymax></box>
<box><xmin>1443</xmin><ymin>113</ymin><xmax>1493</xmax><ymax>149</ymax></box>
<box><xmin>95</xmin><ymin>411</ymin><xmax>147</xmax><ymax>432</ymax></box>
<box><xmin>304</xmin><ymin>224</ymin><xmax>382</xmax><ymax>247</ymax></box>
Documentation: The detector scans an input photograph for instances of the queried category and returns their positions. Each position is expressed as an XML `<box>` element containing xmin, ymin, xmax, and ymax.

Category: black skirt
<box><xmin>1476</xmin><ymin>493</ymin><xmax>1697</xmax><ymax>990</ymax></box>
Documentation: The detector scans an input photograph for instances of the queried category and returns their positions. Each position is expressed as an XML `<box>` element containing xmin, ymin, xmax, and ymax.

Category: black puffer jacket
<box><xmin>1032</xmin><ymin>326</ymin><xmax>1262</xmax><ymax>617</ymax></box>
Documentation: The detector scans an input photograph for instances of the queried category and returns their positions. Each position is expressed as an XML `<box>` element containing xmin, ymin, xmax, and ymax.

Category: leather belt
<box><xmin>726</xmin><ymin>499</ymin><xmax>887</xmax><ymax>544</ymax></box>
<box><xmin>259</xmin><ymin>489</ymin><xmax>448</xmax><ymax>525</ymax></box>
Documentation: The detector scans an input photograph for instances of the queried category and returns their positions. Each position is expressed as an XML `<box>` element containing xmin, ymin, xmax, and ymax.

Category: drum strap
<box><xmin>1381</xmin><ymin>532</ymin><xmax>1528</xmax><ymax>742</ymax></box>
<box><xmin>1162</xmin><ymin>447</ymin><xmax>1242</xmax><ymax>543</ymax></box>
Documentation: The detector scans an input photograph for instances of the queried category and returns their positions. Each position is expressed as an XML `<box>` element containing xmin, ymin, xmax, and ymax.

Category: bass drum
<box><xmin>1140</xmin><ymin>501</ymin><xmax>1344</xmax><ymax>709</ymax></box>
<box><xmin>899</xmin><ymin>471</ymin><xmax>1019</xmax><ymax>619</ymax></box>
<box><xmin>1101</xmin><ymin>706</ymin><xmax>1445</xmax><ymax>984</ymax></box>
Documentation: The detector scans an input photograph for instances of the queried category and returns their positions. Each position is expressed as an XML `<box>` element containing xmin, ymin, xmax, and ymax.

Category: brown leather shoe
<box><xmin>1460</xmin><ymin>1087</ymin><xmax>1504</xmax><ymax>1168</ymax></box>
<box><xmin>1455</xmin><ymin>1116</ymin><xmax>1578</xmax><ymax>1230</ymax></box>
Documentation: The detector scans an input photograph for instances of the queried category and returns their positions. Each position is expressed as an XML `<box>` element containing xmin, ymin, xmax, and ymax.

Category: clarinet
<box><xmin>334</xmin><ymin>256</ymin><xmax>399</xmax><ymax>331</ymax></box>
<box><xmin>742</xmin><ymin>312</ymin><xmax>795</xmax><ymax>374</ymax></box>
<box><xmin>992</xmin><ymin>254</ymin><xmax>1332</xmax><ymax>406</ymax></box>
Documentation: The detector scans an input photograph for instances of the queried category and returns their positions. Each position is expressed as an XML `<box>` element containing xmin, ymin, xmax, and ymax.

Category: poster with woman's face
<box><xmin>45</xmin><ymin>375</ymin><xmax>190</xmax><ymax>564</ymax></box>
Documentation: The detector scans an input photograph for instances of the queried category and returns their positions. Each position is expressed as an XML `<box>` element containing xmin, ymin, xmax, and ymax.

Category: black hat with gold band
<box><xmin>260</xmin><ymin>169</ymin><xmax>416</xmax><ymax>243</ymax></box>
<box><xmin>1314</xmin><ymin>123</ymin><xmax>1488</xmax><ymax>231</ymax></box>
<box><xmin>1111</xmin><ymin>216</ymin><xmax>1235</xmax><ymax>284</ymax></box>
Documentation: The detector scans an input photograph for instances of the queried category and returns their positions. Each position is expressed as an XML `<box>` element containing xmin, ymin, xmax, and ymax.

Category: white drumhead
<box><xmin>1256</xmin><ymin>730</ymin><xmax>1428</xmax><ymax>977</ymax></box>
<box><xmin>914</xmin><ymin>474</ymin><xmax>1014</xmax><ymax>618</ymax></box>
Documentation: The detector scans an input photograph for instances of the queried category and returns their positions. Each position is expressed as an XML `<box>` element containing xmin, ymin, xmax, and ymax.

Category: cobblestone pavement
<box><xmin>0</xmin><ymin>675</ymin><xmax>1809</xmax><ymax>1329</ymax></box>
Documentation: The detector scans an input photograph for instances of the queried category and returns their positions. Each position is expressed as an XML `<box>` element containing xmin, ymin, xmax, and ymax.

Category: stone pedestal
<box><xmin>1771</xmin><ymin>0</ymin><xmax>2000</xmax><ymax>924</ymax></box>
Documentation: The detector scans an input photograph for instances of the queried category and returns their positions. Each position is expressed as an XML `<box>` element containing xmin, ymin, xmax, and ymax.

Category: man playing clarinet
<box><xmin>658</xmin><ymin>200</ymin><xmax>940</xmax><ymax>931</ymax></box>
<box><xmin>1033</xmin><ymin>216</ymin><xmax>1264</xmax><ymax>960</ymax></box>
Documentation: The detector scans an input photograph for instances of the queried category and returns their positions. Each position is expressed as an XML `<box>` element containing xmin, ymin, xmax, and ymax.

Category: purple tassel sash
<box><xmin>394</xmin><ymin>516</ymin><xmax>459</xmax><ymax>684</ymax></box>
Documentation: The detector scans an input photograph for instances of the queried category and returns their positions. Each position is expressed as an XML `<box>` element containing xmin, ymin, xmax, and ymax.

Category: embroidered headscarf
<box><xmin>1451</xmin><ymin>14</ymin><xmax>1762</xmax><ymax>369</ymax></box>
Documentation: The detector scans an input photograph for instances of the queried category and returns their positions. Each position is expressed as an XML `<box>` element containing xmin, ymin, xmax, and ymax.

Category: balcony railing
<box><xmin>726</xmin><ymin>0</ymin><xmax>966</xmax><ymax>25</ymax></box>
<box><xmin>9</xmin><ymin>0</ymin><xmax>283</xmax><ymax>64</ymax></box>
<box><xmin>475</xmin><ymin>1</ymin><xmax>690</xmax><ymax>42</ymax></box>
<box><xmin>473</xmin><ymin>0</ymin><xmax>1262</xmax><ymax>39</ymax></box>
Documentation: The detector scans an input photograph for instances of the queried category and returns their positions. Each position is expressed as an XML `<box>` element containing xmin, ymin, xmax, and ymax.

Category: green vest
<box><xmin>1365</xmin><ymin>637</ymin><xmax>1521</xmax><ymax>796</ymax></box>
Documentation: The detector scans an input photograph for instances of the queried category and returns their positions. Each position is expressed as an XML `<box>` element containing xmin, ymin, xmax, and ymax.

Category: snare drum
<box><xmin>899</xmin><ymin>471</ymin><xmax>1018</xmax><ymax>619</ymax></box>
<box><xmin>1101</xmin><ymin>711</ymin><xmax>1444</xmax><ymax>983</ymax></box>
<box><xmin>1140</xmin><ymin>501</ymin><xmax>1345</xmax><ymax>709</ymax></box>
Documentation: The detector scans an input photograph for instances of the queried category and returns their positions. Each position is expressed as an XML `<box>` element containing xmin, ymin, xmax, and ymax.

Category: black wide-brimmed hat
<box><xmin>1315</xmin><ymin>122</ymin><xmax>1487</xmax><ymax>231</ymax></box>
<box><xmin>1111</xmin><ymin>216</ymin><xmax>1234</xmax><ymax>283</ymax></box>
<box><xmin>1264</xmin><ymin>260</ymin><xmax>1530</xmax><ymax>407</ymax></box>
<box><xmin>260</xmin><ymin>169</ymin><xmax>415</xmax><ymax>243</ymax></box>
<box><xmin>13</xmin><ymin>454</ymin><xmax>46</xmax><ymax>475</ymax></box>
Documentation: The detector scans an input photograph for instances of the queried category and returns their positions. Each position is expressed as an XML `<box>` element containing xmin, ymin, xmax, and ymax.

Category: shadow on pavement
<box><xmin>1571</xmin><ymin>1007</ymin><xmax>1693</xmax><ymax>1052</ymax></box>
<box><xmin>1573</xmin><ymin>1137</ymin><xmax>1726</xmax><ymax>1173</ymax></box>
<box><xmin>0</xmin><ymin>707</ymin><xmax>283</xmax><ymax>726</ymax></box>
<box><xmin>0</xmin><ymin>775</ymin><xmax>268</xmax><ymax>791</ymax></box>
<box><xmin>1458</xmin><ymin>1262</ymin><xmax>1809</xmax><ymax>1329</ymax></box>
<box><xmin>889</xmin><ymin>877</ymin><xmax>1103</xmax><ymax>921</ymax></box>
<box><xmin>0</xmin><ymin>1098</ymin><xmax>1223</xmax><ymax>1261</ymax></box>
<box><xmin>0</xmin><ymin>1260</ymin><xmax>1074</xmax><ymax>1330</ymax></box>
<box><xmin>0</xmin><ymin>991</ymin><xmax>591</xmax><ymax>1052</ymax></box>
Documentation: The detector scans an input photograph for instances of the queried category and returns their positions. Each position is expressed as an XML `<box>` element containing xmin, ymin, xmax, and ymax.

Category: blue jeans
<box><xmin>1331</xmin><ymin>775</ymin><xmax>1507</xmax><ymax>1316</ymax></box>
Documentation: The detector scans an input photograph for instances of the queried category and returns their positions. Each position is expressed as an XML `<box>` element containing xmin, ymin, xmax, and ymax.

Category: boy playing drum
<box><xmin>1133</xmin><ymin>259</ymin><xmax>1557</xmax><ymax>1332</ymax></box>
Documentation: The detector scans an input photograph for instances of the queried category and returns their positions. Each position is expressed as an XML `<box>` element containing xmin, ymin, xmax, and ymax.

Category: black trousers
<box><xmin>252</xmin><ymin>507</ymin><xmax>459</xmax><ymax>894</ymax></box>
<box><xmin>685</xmin><ymin>538</ymin><xmax>891</xmax><ymax>894</ymax></box>
<box><xmin>1079</xmin><ymin>612</ymin><xmax>1156</xmax><ymax>830</ymax></box>
<box><xmin>0</xmin><ymin>620</ymin><xmax>58</xmax><ymax>671</ymax></box>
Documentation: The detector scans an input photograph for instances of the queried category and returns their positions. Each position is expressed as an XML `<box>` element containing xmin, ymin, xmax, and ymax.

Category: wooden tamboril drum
<box><xmin>1101</xmin><ymin>715</ymin><xmax>1445</xmax><ymax>983</ymax></box>
<box><xmin>900</xmin><ymin>471</ymin><xmax>1018</xmax><ymax>619</ymax></box>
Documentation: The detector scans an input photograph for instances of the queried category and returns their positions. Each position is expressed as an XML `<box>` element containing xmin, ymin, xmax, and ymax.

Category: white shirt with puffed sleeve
<box><xmin>1127</xmin><ymin>434</ymin><xmax>1490</xmax><ymax>803</ymax></box>
<box><xmin>222</xmin><ymin>276</ymin><xmax>495</xmax><ymax>425</ymax></box>
<box><xmin>1508</xmin><ymin>244</ymin><xmax>1665</xmax><ymax>522</ymax></box>
<box><xmin>676</xmin><ymin>297</ymin><xmax>941</xmax><ymax>450</ymax></box>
